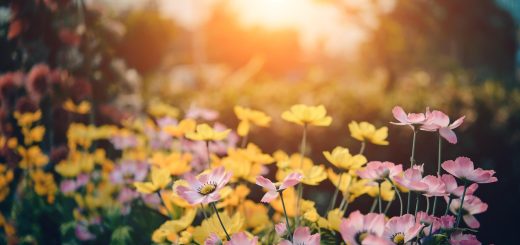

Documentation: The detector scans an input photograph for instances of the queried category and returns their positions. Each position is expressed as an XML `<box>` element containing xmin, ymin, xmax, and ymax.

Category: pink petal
<box><xmin>449</xmin><ymin>116</ymin><xmax>465</xmax><ymax>129</ymax></box>
<box><xmin>293</xmin><ymin>227</ymin><xmax>311</xmax><ymax>244</ymax></box>
<box><xmin>260</xmin><ymin>191</ymin><xmax>279</xmax><ymax>203</ymax></box>
<box><xmin>463</xmin><ymin>215</ymin><xmax>480</xmax><ymax>229</ymax></box>
<box><xmin>256</xmin><ymin>176</ymin><xmax>276</xmax><ymax>191</ymax></box>
<box><xmin>280</xmin><ymin>172</ymin><xmax>303</xmax><ymax>190</ymax></box>
<box><xmin>439</xmin><ymin>127</ymin><xmax>457</xmax><ymax>144</ymax></box>
<box><xmin>392</xmin><ymin>106</ymin><xmax>408</xmax><ymax>123</ymax></box>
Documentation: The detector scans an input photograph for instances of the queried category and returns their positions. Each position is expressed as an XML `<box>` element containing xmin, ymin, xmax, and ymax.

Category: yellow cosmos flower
<box><xmin>318</xmin><ymin>208</ymin><xmax>344</xmax><ymax>231</ymax></box>
<box><xmin>228</xmin><ymin>143</ymin><xmax>274</xmax><ymax>165</ymax></box>
<box><xmin>348</xmin><ymin>121</ymin><xmax>389</xmax><ymax>145</ymax></box>
<box><xmin>55</xmin><ymin>151</ymin><xmax>96</xmax><ymax>177</ymax></box>
<box><xmin>148</xmin><ymin>101</ymin><xmax>180</xmax><ymax>118</ymax></box>
<box><xmin>14</xmin><ymin>110</ymin><xmax>41</xmax><ymax>127</ymax></box>
<box><xmin>348</xmin><ymin>178</ymin><xmax>371</xmax><ymax>202</ymax></box>
<box><xmin>21</xmin><ymin>125</ymin><xmax>45</xmax><ymax>145</ymax></box>
<box><xmin>151</xmin><ymin>208</ymin><xmax>196</xmax><ymax>243</ymax></box>
<box><xmin>275</xmin><ymin>152</ymin><xmax>327</xmax><ymax>185</ymax></box>
<box><xmin>63</xmin><ymin>99</ymin><xmax>91</xmax><ymax>114</ymax></box>
<box><xmin>150</xmin><ymin>152</ymin><xmax>192</xmax><ymax>176</ymax></box>
<box><xmin>327</xmin><ymin>169</ymin><xmax>353</xmax><ymax>194</ymax></box>
<box><xmin>221</xmin><ymin>156</ymin><xmax>264</xmax><ymax>183</ymax></box>
<box><xmin>18</xmin><ymin>146</ymin><xmax>49</xmax><ymax>169</ymax></box>
<box><xmin>192</xmin><ymin>211</ymin><xmax>244</xmax><ymax>244</ymax></box>
<box><xmin>163</xmin><ymin>118</ymin><xmax>196</xmax><ymax>138</ymax></box>
<box><xmin>241</xmin><ymin>200</ymin><xmax>270</xmax><ymax>234</ymax></box>
<box><xmin>367</xmin><ymin>180</ymin><xmax>395</xmax><ymax>202</ymax></box>
<box><xmin>218</xmin><ymin>184</ymin><xmax>250</xmax><ymax>208</ymax></box>
<box><xmin>323</xmin><ymin>146</ymin><xmax>367</xmax><ymax>173</ymax></box>
<box><xmin>270</xmin><ymin>187</ymin><xmax>315</xmax><ymax>217</ymax></box>
<box><xmin>7</xmin><ymin>138</ymin><xmax>17</xmax><ymax>149</ymax></box>
<box><xmin>134</xmin><ymin>167</ymin><xmax>171</xmax><ymax>194</ymax></box>
<box><xmin>303</xmin><ymin>208</ymin><xmax>320</xmax><ymax>223</ymax></box>
<box><xmin>31</xmin><ymin>169</ymin><xmax>57</xmax><ymax>203</ymax></box>
<box><xmin>234</xmin><ymin>106</ymin><xmax>271</xmax><ymax>136</ymax></box>
<box><xmin>0</xmin><ymin>165</ymin><xmax>14</xmax><ymax>202</ymax></box>
<box><xmin>281</xmin><ymin>104</ymin><xmax>332</xmax><ymax>126</ymax></box>
<box><xmin>185</xmin><ymin>123</ymin><xmax>230</xmax><ymax>141</ymax></box>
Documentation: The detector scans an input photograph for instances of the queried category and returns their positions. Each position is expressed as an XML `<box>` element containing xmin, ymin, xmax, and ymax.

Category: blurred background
<box><xmin>1</xmin><ymin>0</ymin><xmax>519</xmax><ymax>243</ymax></box>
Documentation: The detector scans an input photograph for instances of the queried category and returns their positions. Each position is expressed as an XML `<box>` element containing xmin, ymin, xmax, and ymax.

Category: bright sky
<box><xmin>90</xmin><ymin>0</ymin><xmax>395</xmax><ymax>57</ymax></box>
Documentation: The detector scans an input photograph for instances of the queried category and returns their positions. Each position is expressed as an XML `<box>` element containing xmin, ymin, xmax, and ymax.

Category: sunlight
<box><xmin>229</xmin><ymin>0</ymin><xmax>313</xmax><ymax>29</ymax></box>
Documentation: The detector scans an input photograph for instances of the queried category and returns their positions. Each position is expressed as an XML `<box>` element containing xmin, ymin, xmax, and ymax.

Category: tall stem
<box><xmin>279</xmin><ymin>191</ymin><xmax>293</xmax><ymax>242</ymax></box>
<box><xmin>414</xmin><ymin>193</ymin><xmax>420</xmax><ymax>216</ymax></box>
<box><xmin>444</xmin><ymin>196</ymin><xmax>453</xmax><ymax>215</ymax></box>
<box><xmin>456</xmin><ymin>183</ymin><xmax>468</xmax><ymax>228</ymax></box>
<box><xmin>407</xmin><ymin>129</ymin><xmax>417</xmax><ymax>214</ymax></box>
<box><xmin>205</xmin><ymin>140</ymin><xmax>211</xmax><ymax>169</ymax></box>
<box><xmin>295</xmin><ymin>124</ymin><xmax>308</xmax><ymax>226</ymax></box>
<box><xmin>211</xmin><ymin>202</ymin><xmax>231</xmax><ymax>241</ymax></box>
<box><xmin>369</xmin><ymin>198</ymin><xmax>377</xmax><ymax>213</ymax></box>
<box><xmin>359</xmin><ymin>141</ymin><xmax>366</xmax><ymax>155</ymax></box>
<box><xmin>200</xmin><ymin>204</ymin><xmax>208</xmax><ymax>219</ymax></box>
<box><xmin>388</xmin><ymin>179</ymin><xmax>403</xmax><ymax>216</ymax></box>
<box><xmin>378</xmin><ymin>182</ymin><xmax>383</xmax><ymax>214</ymax></box>
<box><xmin>327</xmin><ymin>171</ymin><xmax>343</xmax><ymax>213</ymax></box>
<box><xmin>432</xmin><ymin>133</ymin><xmax>442</xmax><ymax>216</ymax></box>
<box><xmin>425</xmin><ymin>195</ymin><xmax>430</xmax><ymax>214</ymax></box>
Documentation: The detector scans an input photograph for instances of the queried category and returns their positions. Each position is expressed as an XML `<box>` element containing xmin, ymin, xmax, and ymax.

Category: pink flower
<box><xmin>415</xmin><ymin>212</ymin><xmax>441</xmax><ymax>236</ymax></box>
<box><xmin>390</xmin><ymin>106</ymin><xmax>427</xmax><ymax>129</ymax></box>
<box><xmin>256</xmin><ymin>172</ymin><xmax>303</xmax><ymax>203</ymax></box>
<box><xmin>275</xmin><ymin>223</ymin><xmax>287</xmax><ymax>236</ymax></box>
<box><xmin>450</xmin><ymin>232</ymin><xmax>481</xmax><ymax>245</ymax></box>
<box><xmin>176</xmin><ymin>166</ymin><xmax>232</xmax><ymax>205</ymax></box>
<box><xmin>75</xmin><ymin>223</ymin><xmax>95</xmax><ymax>241</ymax></box>
<box><xmin>420</xmin><ymin>175</ymin><xmax>447</xmax><ymax>197</ymax></box>
<box><xmin>383</xmin><ymin>214</ymin><xmax>423</xmax><ymax>244</ymax></box>
<box><xmin>357</xmin><ymin>161</ymin><xmax>403</xmax><ymax>182</ymax></box>
<box><xmin>441</xmin><ymin>157</ymin><xmax>497</xmax><ymax>184</ymax></box>
<box><xmin>186</xmin><ymin>105</ymin><xmax>219</xmax><ymax>121</ymax></box>
<box><xmin>420</xmin><ymin>109</ymin><xmax>464</xmax><ymax>144</ymax></box>
<box><xmin>279</xmin><ymin>227</ymin><xmax>320</xmax><ymax>245</ymax></box>
<box><xmin>394</xmin><ymin>167</ymin><xmax>428</xmax><ymax>192</ymax></box>
<box><xmin>360</xmin><ymin>235</ymin><xmax>393</xmax><ymax>245</ymax></box>
<box><xmin>439</xmin><ymin>215</ymin><xmax>456</xmax><ymax>229</ymax></box>
<box><xmin>340</xmin><ymin>211</ymin><xmax>386</xmax><ymax>245</ymax></box>
<box><xmin>227</xmin><ymin>232</ymin><xmax>258</xmax><ymax>245</ymax></box>
<box><xmin>204</xmin><ymin>233</ymin><xmax>222</xmax><ymax>245</ymax></box>
<box><xmin>441</xmin><ymin>174</ymin><xmax>478</xmax><ymax>197</ymax></box>
<box><xmin>448</xmin><ymin>196</ymin><xmax>488</xmax><ymax>229</ymax></box>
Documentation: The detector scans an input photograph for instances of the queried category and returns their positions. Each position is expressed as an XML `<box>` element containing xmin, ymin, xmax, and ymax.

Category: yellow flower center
<box><xmin>198</xmin><ymin>183</ymin><xmax>217</xmax><ymax>195</ymax></box>
<box><xmin>392</xmin><ymin>233</ymin><xmax>405</xmax><ymax>245</ymax></box>
<box><xmin>355</xmin><ymin>231</ymin><xmax>369</xmax><ymax>244</ymax></box>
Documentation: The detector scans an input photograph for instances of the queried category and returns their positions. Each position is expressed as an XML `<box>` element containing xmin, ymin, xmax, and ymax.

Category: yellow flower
<box><xmin>276</xmin><ymin>152</ymin><xmax>327</xmax><ymax>185</ymax></box>
<box><xmin>134</xmin><ymin>167</ymin><xmax>171</xmax><ymax>194</ymax></box>
<box><xmin>63</xmin><ymin>99</ymin><xmax>91</xmax><ymax>114</ymax></box>
<box><xmin>323</xmin><ymin>147</ymin><xmax>367</xmax><ymax>173</ymax></box>
<box><xmin>270</xmin><ymin>187</ymin><xmax>315</xmax><ymax>217</ymax></box>
<box><xmin>192</xmin><ymin>211</ymin><xmax>244</xmax><ymax>244</ymax></box>
<box><xmin>31</xmin><ymin>169</ymin><xmax>57</xmax><ymax>203</ymax></box>
<box><xmin>185</xmin><ymin>123</ymin><xmax>230</xmax><ymax>141</ymax></box>
<box><xmin>367</xmin><ymin>180</ymin><xmax>395</xmax><ymax>202</ymax></box>
<box><xmin>22</xmin><ymin>125</ymin><xmax>45</xmax><ymax>145</ymax></box>
<box><xmin>14</xmin><ymin>110</ymin><xmax>41</xmax><ymax>127</ymax></box>
<box><xmin>218</xmin><ymin>184</ymin><xmax>250</xmax><ymax>208</ymax></box>
<box><xmin>148</xmin><ymin>101</ymin><xmax>180</xmax><ymax>118</ymax></box>
<box><xmin>7</xmin><ymin>138</ymin><xmax>18</xmax><ymax>149</ymax></box>
<box><xmin>163</xmin><ymin>119</ymin><xmax>196</xmax><ymax>138</ymax></box>
<box><xmin>348</xmin><ymin>121</ymin><xmax>389</xmax><ymax>145</ymax></box>
<box><xmin>303</xmin><ymin>208</ymin><xmax>319</xmax><ymax>223</ymax></box>
<box><xmin>241</xmin><ymin>200</ymin><xmax>270</xmax><ymax>234</ymax></box>
<box><xmin>234</xmin><ymin>106</ymin><xmax>271</xmax><ymax>136</ymax></box>
<box><xmin>0</xmin><ymin>165</ymin><xmax>14</xmax><ymax>202</ymax></box>
<box><xmin>221</xmin><ymin>153</ymin><xmax>264</xmax><ymax>183</ymax></box>
<box><xmin>327</xmin><ymin>168</ymin><xmax>353</xmax><ymax>194</ymax></box>
<box><xmin>18</xmin><ymin>146</ymin><xmax>49</xmax><ymax>169</ymax></box>
<box><xmin>151</xmin><ymin>208</ymin><xmax>196</xmax><ymax>243</ymax></box>
<box><xmin>228</xmin><ymin>143</ymin><xmax>274</xmax><ymax>165</ymax></box>
<box><xmin>318</xmin><ymin>208</ymin><xmax>344</xmax><ymax>231</ymax></box>
<box><xmin>348</xmin><ymin>178</ymin><xmax>371</xmax><ymax>202</ymax></box>
<box><xmin>150</xmin><ymin>152</ymin><xmax>192</xmax><ymax>176</ymax></box>
<box><xmin>281</xmin><ymin>104</ymin><xmax>332</xmax><ymax>126</ymax></box>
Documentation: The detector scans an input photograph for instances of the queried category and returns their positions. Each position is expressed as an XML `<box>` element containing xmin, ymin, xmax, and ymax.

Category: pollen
<box><xmin>198</xmin><ymin>183</ymin><xmax>217</xmax><ymax>195</ymax></box>
<box><xmin>392</xmin><ymin>233</ymin><xmax>405</xmax><ymax>245</ymax></box>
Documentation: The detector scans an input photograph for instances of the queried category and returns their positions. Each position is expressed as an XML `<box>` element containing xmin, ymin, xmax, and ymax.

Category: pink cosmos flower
<box><xmin>186</xmin><ymin>105</ymin><xmax>219</xmax><ymax>121</ymax></box>
<box><xmin>360</xmin><ymin>235</ymin><xmax>393</xmax><ymax>245</ymax></box>
<box><xmin>441</xmin><ymin>157</ymin><xmax>497</xmax><ymax>184</ymax></box>
<box><xmin>256</xmin><ymin>172</ymin><xmax>303</xmax><ymax>203</ymax></box>
<box><xmin>383</xmin><ymin>214</ymin><xmax>423</xmax><ymax>244</ymax></box>
<box><xmin>227</xmin><ymin>232</ymin><xmax>258</xmax><ymax>245</ymax></box>
<box><xmin>420</xmin><ymin>175</ymin><xmax>447</xmax><ymax>197</ymax></box>
<box><xmin>394</xmin><ymin>167</ymin><xmax>428</xmax><ymax>192</ymax></box>
<box><xmin>278</xmin><ymin>227</ymin><xmax>320</xmax><ymax>245</ymax></box>
<box><xmin>176</xmin><ymin>166</ymin><xmax>232</xmax><ymax>205</ymax></box>
<box><xmin>448</xmin><ymin>195</ymin><xmax>488</xmax><ymax>229</ymax></box>
<box><xmin>441</xmin><ymin>174</ymin><xmax>478</xmax><ymax>197</ymax></box>
<box><xmin>275</xmin><ymin>223</ymin><xmax>287</xmax><ymax>236</ymax></box>
<box><xmin>420</xmin><ymin>109</ymin><xmax>465</xmax><ymax>144</ymax></box>
<box><xmin>439</xmin><ymin>215</ymin><xmax>456</xmax><ymax>230</ymax></box>
<box><xmin>340</xmin><ymin>211</ymin><xmax>386</xmax><ymax>245</ymax></box>
<box><xmin>415</xmin><ymin>212</ymin><xmax>441</xmax><ymax>236</ymax></box>
<box><xmin>450</xmin><ymin>232</ymin><xmax>481</xmax><ymax>245</ymax></box>
<box><xmin>357</xmin><ymin>161</ymin><xmax>403</xmax><ymax>182</ymax></box>
<box><xmin>204</xmin><ymin>233</ymin><xmax>221</xmax><ymax>245</ymax></box>
<box><xmin>391</xmin><ymin>106</ymin><xmax>427</xmax><ymax>129</ymax></box>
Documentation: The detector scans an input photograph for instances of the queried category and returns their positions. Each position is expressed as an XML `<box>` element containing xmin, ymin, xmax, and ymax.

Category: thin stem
<box><xmin>341</xmin><ymin>197</ymin><xmax>350</xmax><ymax>213</ymax></box>
<box><xmin>205</xmin><ymin>140</ymin><xmax>211</xmax><ymax>169</ymax></box>
<box><xmin>425</xmin><ymin>195</ymin><xmax>430</xmax><ymax>214</ymax></box>
<box><xmin>378</xmin><ymin>182</ymin><xmax>383</xmax><ymax>214</ymax></box>
<box><xmin>384</xmin><ymin>196</ymin><xmax>393</xmax><ymax>214</ymax></box>
<box><xmin>327</xmin><ymin>171</ymin><xmax>343</xmax><ymax>213</ymax></box>
<box><xmin>388</xmin><ymin>179</ymin><xmax>403</xmax><ymax>216</ymax></box>
<box><xmin>295</xmin><ymin>124</ymin><xmax>308</xmax><ymax>226</ymax></box>
<box><xmin>200</xmin><ymin>203</ymin><xmax>208</xmax><ymax>219</ymax></box>
<box><xmin>369</xmin><ymin>198</ymin><xmax>378</xmax><ymax>213</ymax></box>
<box><xmin>211</xmin><ymin>202</ymin><xmax>231</xmax><ymax>241</ymax></box>
<box><xmin>359</xmin><ymin>141</ymin><xmax>366</xmax><ymax>155</ymax></box>
<box><xmin>414</xmin><ymin>193</ymin><xmax>420</xmax><ymax>216</ymax></box>
<box><xmin>456</xmin><ymin>182</ymin><xmax>469</xmax><ymax>228</ymax></box>
<box><xmin>432</xmin><ymin>133</ymin><xmax>442</xmax><ymax>216</ymax></box>
<box><xmin>407</xmin><ymin>129</ymin><xmax>417</xmax><ymax>214</ymax></box>
<box><xmin>444</xmin><ymin>196</ymin><xmax>453</xmax><ymax>215</ymax></box>
<box><xmin>279</xmin><ymin>191</ymin><xmax>293</xmax><ymax>242</ymax></box>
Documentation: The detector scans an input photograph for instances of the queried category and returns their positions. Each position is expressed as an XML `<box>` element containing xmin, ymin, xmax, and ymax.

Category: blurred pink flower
<box><xmin>441</xmin><ymin>174</ymin><xmax>478</xmax><ymax>197</ymax></box>
<box><xmin>275</xmin><ymin>223</ymin><xmax>287</xmax><ymax>236</ymax></box>
<box><xmin>415</xmin><ymin>212</ymin><xmax>441</xmax><ymax>236</ymax></box>
<box><xmin>256</xmin><ymin>172</ymin><xmax>303</xmax><ymax>203</ymax></box>
<box><xmin>448</xmin><ymin>196</ymin><xmax>488</xmax><ymax>229</ymax></box>
<box><xmin>390</xmin><ymin>106</ymin><xmax>426</xmax><ymax>129</ymax></box>
<box><xmin>110</xmin><ymin>135</ymin><xmax>138</xmax><ymax>150</ymax></box>
<box><xmin>441</xmin><ymin>157</ymin><xmax>497</xmax><ymax>184</ymax></box>
<box><xmin>394</xmin><ymin>167</ymin><xmax>428</xmax><ymax>192</ymax></box>
<box><xmin>439</xmin><ymin>215</ymin><xmax>456</xmax><ymax>229</ymax></box>
<box><xmin>340</xmin><ymin>211</ymin><xmax>385</xmax><ymax>245</ymax></box>
<box><xmin>176</xmin><ymin>166</ymin><xmax>232</xmax><ymax>205</ymax></box>
<box><xmin>75</xmin><ymin>223</ymin><xmax>95</xmax><ymax>241</ymax></box>
<box><xmin>383</xmin><ymin>214</ymin><xmax>423</xmax><ymax>244</ymax></box>
<box><xmin>420</xmin><ymin>109</ymin><xmax>465</xmax><ymax>144</ymax></box>
<box><xmin>204</xmin><ymin>233</ymin><xmax>221</xmax><ymax>245</ymax></box>
<box><xmin>186</xmin><ymin>105</ymin><xmax>219</xmax><ymax>121</ymax></box>
<box><xmin>420</xmin><ymin>175</ymin><xmax>447</xmax><ymax>197</ymax></box>
<box><xmin>357</xmin><ymin>161</ymin><xmax>403</xmax><ymax>182</ymax></box>
<box><xmin>450</xmin><ymin>231</ymin><xmax>481</xmax><ymax>245</ymax></box>
<box><xmin>228</xmin><ymin>232</ymin><xmax>258</xmax><ymax>245</ymax></box>
<box><xmin>279</xmin><ymin>227</ymin><xmax>320</xmax><ymax>245</ymax></box>
<box><xmin>26</xmin><ymin>64</ymin><xmax>51</xmax><ymax>102</ymax></box>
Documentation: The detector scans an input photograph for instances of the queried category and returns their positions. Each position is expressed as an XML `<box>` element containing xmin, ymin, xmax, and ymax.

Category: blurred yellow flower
<box><xmin>276</xmin><ymin>152</ymin><xmax>326</xmax><ymax>185</ymax></box>
<box><xmin>31</xmin><ymin>169</ymin><xmax>57</xmax><ymax>203</ymax></box>
<box><xmin>327</xmin><ymin>168</ymin><xmax>353</xmax><ymax>194</ymax></box>
<box><xmin>185</xmin><ymin>123</ymin><xmax>230</xmax><ymax>141</ymax></box>
<box><xmin>0</xmin><ymin>165</ymin><xmax>14</xmax><ymax>202</ymax></box>
<box><xmin>134</xmin><ymin>167</ymin><xmax>171</xmax><ymax>194</ymax></box>
<box><xmin>281</xmin><ymin>104</ymin><xmax>332</xmax><ymax>126</ymax></box>
<box><xmin>241</xmin><ymin>200</ymin><xmax>270</xmax><ymax>234</ymax></box>
<box><xmin>192</xmin><ymin>211</ymin><xmax>244</xmax><ymax>244</ymax></box>
<box><xmin>63</xmin><ymin>99</ymin><xmax>91</xmax><ymax>114</ymax></box>
<box><xmin>148</xmin><ymin>101</ymin><xmax>180</xmax><ymax>118</ymax></box>
<box><xmin>22</xmin><ymin>125</ymin><xmax>45</xmax><ymax>145</ymax></box>
<box><xmin>152</xmin><ymin>208</ymin><xmax>196</xmax><ymax>243</ymax></box>
<box><xmin>303</xmin><ymin>208</ymin><xmax>319</xmax><ymax>222</ymax></box>
<box><xmin>323</xmin><ymin>146</ymin><xmax>367</xmax><ymax>173</ymax></box>
<box><xmin>348</xmin><ymin>121</ymin><xmax>389</xmax><ymax>145</ymax></box>
<box><xmin>234</xmin><ymin>106</ymin><xmax>271</xmax><ymax>136</ymax></box>
<box><xmin>348</xmin><ymin>178</ymin><xmax>371</xmax><ymax>202</ymax></box>
<box><xmin>318</xmin><ymin>208</ymin><xmax>344</xmax><ymax>231</ymax></box>
<box><xmin>367</xmin><ymin>180</ymin><xmax>395</xmax><ymax>202</ymax></box>
<box><xmin>150</xmin><ymin>152</ymin><xmax>192</xmax><ymax>176</ymax></box>
<box><xmin>163</xmin><ymin>118</ymin><xmax>196</xmax><ymax>138</ymax></box>
<box><xmin>14</xmin><ymin>110</ymin><xmax>41</xmax><ymax>127</ymax></box>
<box><xmin>18</xmin><ymin>146</ymin><xmax>49</xmax><ymax>169</ymax></box>
<box><xmin>218</xmin><ymin>184</ymin><xmax>250</xmax><ymax>208</ymax></box>
<box><xmin>229</xmin><ymin>143</ymin><xmax>274</xmax><ymax>165</ymax></box>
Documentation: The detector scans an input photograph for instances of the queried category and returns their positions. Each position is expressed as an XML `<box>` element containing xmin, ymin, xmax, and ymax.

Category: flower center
<box><xmin>198</xmin><ymin>183</ymin><xmax>217</xmax><ymax>195</ymax></box>
<box><xmin>355</xmin><ymin>231</ymin><xmax>369</xmax><ymax>244</ymax></box>
<box><xmin>391</xmin><ymin>233</ymin><xmax>405</xmax><ymax>245</ymax></box>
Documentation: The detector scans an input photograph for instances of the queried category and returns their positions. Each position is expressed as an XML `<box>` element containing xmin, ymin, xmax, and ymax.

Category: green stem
<box><xmin>456</xmin><ymin>183</ymin><xmax>468</xmax><ymax>228</ymax></box>
<box><xmin>211</xmin><ymin>202</ymin><xmax>231</xmax><ymax>241</ymax></box>
<box><xmin>327</xmin><ymin>171</ymin><xmax>343</xmax><ymax>213</ymax></box>
<box><xmin>295</xmin><ymin>124</ymin><xmax>308</xmax><ymax>226</ymax></box>
<box><xmin>414</xmin><ymin>193</ymin><xmax>420</xmax><ymax>216</ymax></box>
<box><xmin>425</xmin><ymin>195</ymin><xmax>430</xmax><ymax>214</ymax></box>
<box><xmin>444</xmin><ymin>196</ymin><xmax>453</xmax><ymax>215</ymax></box>
<box><xmin>384</xmin><ymin>197</ymin><xmax>393</xmax><ymax>214</ymax></box>
<box><xmin>369</xmin><ymin>198</ymin><xmax>377</xmax><ymax>213</ymax></box>
<box><xmin>359</xmin><ymin>141</ymin><xmax>366</xmax><ymax>155</ymax></box>
<box><xmin>388</xmin><ymin>179</ymin><xmax>403</xmax><ymax>216</ymax></box>
<box><xmin>200</xmin><ymin>203</ymin><xmax>208</xmax><ymax>219</ymax></box>
<box><xmin>407</xmin><ymin>129</ymin><xmax>417</xmax><ymax>214</ymax></box>
<box><xmin>205</xmin><ymin>140</ymin><xmax>211</xmax><ymax>169</ymax></box>
<box><xmin>378</xmin><ymin>182</ymin><xmax>383</xmax><ymax>214</ymax></box>
<box><xmin>279</xmin><ymin>191</ymin><xmax>293</xmax><ymax>242</ymax></box>
<box><xmin>432</xmin><ymin>133</ymin><xmax>442</xmax><ymax>216</ymax></box>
